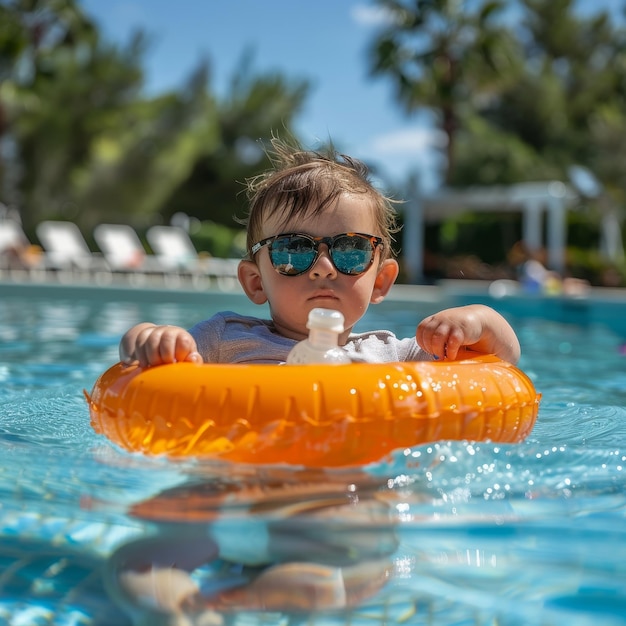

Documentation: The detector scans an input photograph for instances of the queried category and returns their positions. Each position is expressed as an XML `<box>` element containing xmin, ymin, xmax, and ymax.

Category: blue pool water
<box><xmin>0</xmin><ymin>282</ymin><xmax>625</xmax><ymax>625</ymax></box>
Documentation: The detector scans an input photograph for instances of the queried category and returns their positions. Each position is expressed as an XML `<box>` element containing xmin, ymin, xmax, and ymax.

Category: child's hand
<box><xmin>416</xmin><ymin>304</ymin><xmax>520</xmax><ymax>364</ymax></box>
<box><xmin>119</xmin><ymin>323</ymin><xmax>203</xmax><ymax>367</ymax></box>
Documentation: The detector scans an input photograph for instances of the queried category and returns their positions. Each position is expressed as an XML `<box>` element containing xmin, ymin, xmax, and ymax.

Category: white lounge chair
<box><xmin>36</xmin><ymin>220</ymin><xmax>110</xmax><ymax>283</ymax></box>
<box><xmin>146</xmin><ymin>225</ymin><xmax>240</xmax><ymax>289</ymax></box>
<box><xmin>93</xmin><ymin>223</ymin><xmax>164</xmax><ymax>285</ymax></box>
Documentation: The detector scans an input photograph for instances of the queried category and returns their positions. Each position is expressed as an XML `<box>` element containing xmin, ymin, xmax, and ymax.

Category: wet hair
<box><xmin>242</xmin><ymin>136</ymin><xmax>399</xmax><ymax>261</ymax></box>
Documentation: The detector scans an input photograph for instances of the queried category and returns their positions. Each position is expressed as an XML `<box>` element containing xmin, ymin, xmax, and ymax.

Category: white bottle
<box><xmin>286</xmin><ymin>308</ymin><xmax>351</xmax><ymax>365</ymax></box>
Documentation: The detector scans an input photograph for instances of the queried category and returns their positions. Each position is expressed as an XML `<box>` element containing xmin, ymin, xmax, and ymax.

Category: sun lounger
<box><xmin>36</xmin><ymin>220</ymin><xmax>111</xmax><ymax>283</ymax></box>
<box><xmin>146</xmin><ymin>225</ymin><xmax>240</xmax><ymax>289</ymax></box>
<box><xmin>93</xmin><ymin>224</ymin><xmax>164</xmax><ymax>284</ymax></box>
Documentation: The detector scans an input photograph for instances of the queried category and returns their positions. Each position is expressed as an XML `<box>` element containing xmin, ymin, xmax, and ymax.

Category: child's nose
<box><xmin>310</xmin><ymin>245</ymin><xmax>337</xmax><ymax>278</ymax></box>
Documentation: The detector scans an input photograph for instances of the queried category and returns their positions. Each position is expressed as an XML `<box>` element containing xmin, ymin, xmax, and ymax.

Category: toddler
<box><xmin>120</xmin><ymin>138</ymin><xmax>520</xmax><ymax>367</ymax></box>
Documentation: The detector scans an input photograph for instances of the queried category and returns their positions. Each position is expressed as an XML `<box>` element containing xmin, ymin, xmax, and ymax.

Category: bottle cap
<box><xmin>306</xmin><ymin>308</ymin><xmax>345</xmax><ymax>333</ymax></box>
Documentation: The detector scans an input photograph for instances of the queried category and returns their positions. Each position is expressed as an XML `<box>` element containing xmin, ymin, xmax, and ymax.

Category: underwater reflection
<box><xmin>106</xmin><ymin>468</ymin><xmax>398</xmax><ymax>620</ymax></box>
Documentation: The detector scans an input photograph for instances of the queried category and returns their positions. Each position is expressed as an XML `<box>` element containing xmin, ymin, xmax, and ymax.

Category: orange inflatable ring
<box><xmin>86</xmin><ymin>353</ymin><xmax>540</xmax><ymax>468</ymax></box>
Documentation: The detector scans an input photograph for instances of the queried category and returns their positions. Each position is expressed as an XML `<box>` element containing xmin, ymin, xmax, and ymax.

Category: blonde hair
<box><xmin>242</xmin><ymin>137</ymin><xmax>399</xmax><ymax>261</ymax></box>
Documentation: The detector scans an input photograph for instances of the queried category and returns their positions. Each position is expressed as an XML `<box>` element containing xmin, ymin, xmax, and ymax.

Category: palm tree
<box><xmin>368</xmin><ymin>0</ymin><xmax>520</xmax><ymax>183</ymax></box>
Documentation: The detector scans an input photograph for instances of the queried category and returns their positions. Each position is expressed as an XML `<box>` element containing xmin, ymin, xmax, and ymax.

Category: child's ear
<box><xmin>238</xmin><ymin>260</ymin><xmax>268</xmax><ymax>304</ymax></box>
<box><xmin>370</xmin><ymin>259</ymin><xmax>399</xmax><ymax>304</ymax></box>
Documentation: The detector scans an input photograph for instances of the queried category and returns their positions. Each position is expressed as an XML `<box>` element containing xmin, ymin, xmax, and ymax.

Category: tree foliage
<box><xmin>370</xmin><ymin>0</ymin><xmax>626</xmax><ymax>198</ymax></box>
<box><xmin>1</xmin><ymin>0</ymin><xmax>146</xmax><ymax>229</ymax></box>
<box><xmin>369</xmin><ymin>0</ymin><xmax>521</xmax><ymax>182</ymax></box>
<box><xmin>370</xmin><ymin>0</ymin><xmax>626</xmax><ymax>281</ymax></box>
<box><xmin>0</xmin><ymin>0</ymin><xmax>309</xmax><ymax>239</ymax></box>
<box><xmin>160</xmin><ymin>50</ymin><xmax>309</xmax><ymax>227</ymax></box>
<box><xmin>3</xmin><ymin>0</ymin><xmax>626</xmax><ymax>278</ymax></box>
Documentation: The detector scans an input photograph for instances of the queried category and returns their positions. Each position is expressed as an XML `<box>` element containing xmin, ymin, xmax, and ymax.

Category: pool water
<box><xmin>0</xmin><ymin>284</ymin><xmax>625</xmax><ymax>625</ymax></box>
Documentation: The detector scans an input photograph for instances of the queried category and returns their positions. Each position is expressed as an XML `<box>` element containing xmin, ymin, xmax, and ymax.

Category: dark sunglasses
<box><xmin>251</xmin><ymin>232</ymin><xmax>384</xmax><ymax>276</ymax></box>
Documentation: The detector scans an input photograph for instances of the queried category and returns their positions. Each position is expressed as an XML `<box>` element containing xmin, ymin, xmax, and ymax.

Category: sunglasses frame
<box><xmin>251</xmin><ymin>232</ymin><xmax>384</xmax><ymax>276</ymax></box>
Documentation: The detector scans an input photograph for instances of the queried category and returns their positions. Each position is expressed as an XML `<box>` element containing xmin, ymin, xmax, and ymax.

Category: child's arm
<box><xmin>416</xmin><ymin>304</ymin><xmax>521</xmax><ymax>364</ymax></box>
<box><xmin>119</xmin><ymin>323</ymin><xmax>203</xmax><ymax>367</ymax></box>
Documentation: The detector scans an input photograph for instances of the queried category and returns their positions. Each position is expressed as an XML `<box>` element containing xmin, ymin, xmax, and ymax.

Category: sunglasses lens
<box><xmin>331</xmin><ymin>235</ymin><xmax>374</xmax><ymax>275</ymax></box>
<box><xmin>267</xmin><ymin>233</ymin><xmax>377</xmax><ymax>276</ymax></box>
<box><xmin>270</xmin><ymin>235</ymin><xmax>316</xmax><ymax>275</ymax></box>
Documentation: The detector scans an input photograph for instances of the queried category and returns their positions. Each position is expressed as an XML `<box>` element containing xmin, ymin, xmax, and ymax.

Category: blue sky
<box><xmin>79</xmin><ymin>0</ymin><xmax>444</xmax><ymax>190</ymax></box>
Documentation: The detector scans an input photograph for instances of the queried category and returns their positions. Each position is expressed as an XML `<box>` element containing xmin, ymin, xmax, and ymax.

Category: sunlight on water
<box><xmin>0</xmin><ymin>289</ymin><xmax>625</xmax><ymax>625</ymax></box>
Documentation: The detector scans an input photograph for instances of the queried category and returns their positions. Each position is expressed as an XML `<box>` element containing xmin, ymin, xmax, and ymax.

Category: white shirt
<box><xmin>189</xmin><ymin>311</ymin><xmax>432</xmax><ymax>364</ymax></box>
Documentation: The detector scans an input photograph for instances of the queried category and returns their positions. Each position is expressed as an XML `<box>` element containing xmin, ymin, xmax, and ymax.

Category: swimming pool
<box><xmin>1</xmin><ymin>281</ymin><xmax>625</xmax><ymax>625</ymax></box>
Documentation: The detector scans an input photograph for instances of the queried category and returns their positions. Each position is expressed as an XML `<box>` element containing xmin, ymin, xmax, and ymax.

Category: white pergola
<box><xmin>402</xmin><ymin>181</ymin><xmax>579</xmax><ymax>283</ymax></box>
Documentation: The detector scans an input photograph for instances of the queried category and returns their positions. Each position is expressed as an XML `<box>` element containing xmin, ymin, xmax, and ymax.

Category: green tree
<box><xmin>454</xmin><ymin>0</ymin><xmax>626</xmax><ymax>268</ymax></box>
<box><xmin>464</xmin><ymin>0</ymin><xmax>626</xmax><ymax>181</ymax></box>
<box><xmin>369</xmin><ymin>0</ymin><xmax>520</xmax><ymax>183</ymax></box>
<box><xmin>72</xmin><ymin>63</ymin><xmax>219</xmax><ymax>229</ymax></box>
<box><xmin>0</xmin><ymin>0</ymin><xmax>147</xmax><ymax>230</ymax></box>
<box><xmin>159</xmin><ymin>50</ymin><xmax>310</xmax><ymax>229</ymax></box>
<box><xmin>0</xmin><ymin>1</ymin><xmax>310</xmax><ymax>243</ymax></box>
<box><xmin>370</xmin><ymin>0</ymin><xmax>626</xmax><ymax>280</ymax></box>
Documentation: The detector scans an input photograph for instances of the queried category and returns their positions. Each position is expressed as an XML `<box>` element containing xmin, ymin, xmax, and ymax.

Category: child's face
<box><xmin>244</xmin><ymin>193</ymin><xmax>399</xmax><ymax>342</ymax></box>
